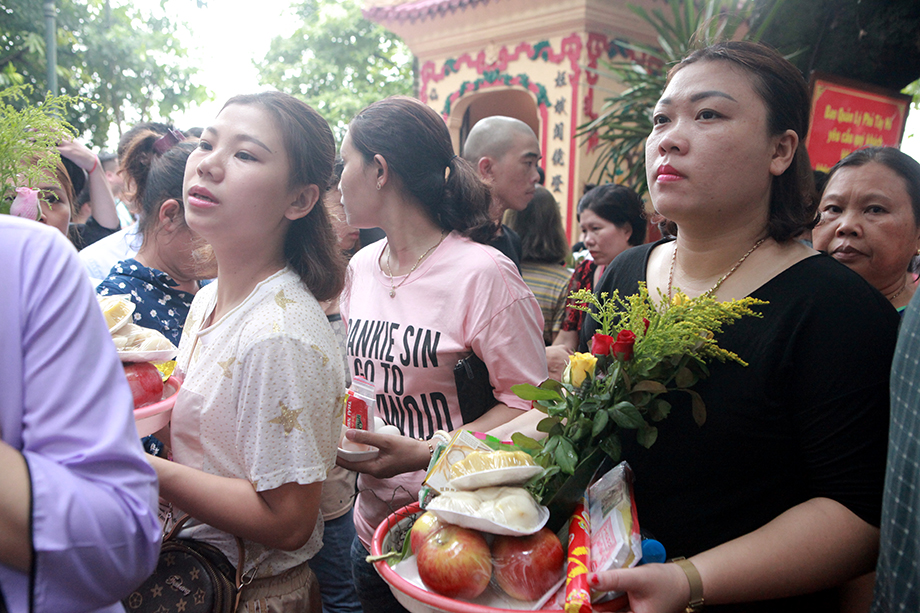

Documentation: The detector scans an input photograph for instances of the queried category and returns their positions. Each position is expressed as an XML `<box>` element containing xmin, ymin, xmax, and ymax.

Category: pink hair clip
<box><xmin>153</xmin><ymin>129</ymin><xmax>186</xmax><ymax>154</ymax></box>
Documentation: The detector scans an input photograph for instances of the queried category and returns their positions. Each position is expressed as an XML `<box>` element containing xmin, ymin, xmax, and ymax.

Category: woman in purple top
<box><xmin>0</xmin><ymin>216</ymin><xmax>160</xmax><ymax>612</ymax></box>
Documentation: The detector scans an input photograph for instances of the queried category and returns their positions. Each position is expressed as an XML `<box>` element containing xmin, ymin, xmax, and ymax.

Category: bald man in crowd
<box><xmin>462</xmin><ymin>116</ymin><xmax>542</xmax><ymax>269</ymax></box>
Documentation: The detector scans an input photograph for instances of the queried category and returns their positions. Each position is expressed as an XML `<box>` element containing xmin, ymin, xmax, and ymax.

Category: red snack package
<box><xmin>564</xmin><ymin>500</ymin><xmax>592</xmax><ymax>613</ymax></box>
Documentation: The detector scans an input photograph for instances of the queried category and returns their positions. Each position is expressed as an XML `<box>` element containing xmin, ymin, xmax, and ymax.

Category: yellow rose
<box><xmin>566</xmin><ymin>352</ymin><xmax>598</xmax><ymax>387</ymax></box>
<box><xmin>671</xmin><ymin>291</ymin><xmax>689</xmax><ymax>307</ymax></box>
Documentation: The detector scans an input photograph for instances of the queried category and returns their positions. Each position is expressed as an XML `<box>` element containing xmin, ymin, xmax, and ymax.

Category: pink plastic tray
<box><xmin>372</xmin><ymin>503</ymin><xmax>629</xmax><ymax>613</ymax></box>
<box><xmin>134</xmin><ymin>376</ymin><xmax>180</xmax><ymax>437</ymax></box>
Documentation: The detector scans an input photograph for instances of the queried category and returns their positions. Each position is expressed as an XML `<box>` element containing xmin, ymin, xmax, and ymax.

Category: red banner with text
<box><xmin>805</xmin><ymin>74</ymin><xmax>911</xmax><ymax>172</ymax></box>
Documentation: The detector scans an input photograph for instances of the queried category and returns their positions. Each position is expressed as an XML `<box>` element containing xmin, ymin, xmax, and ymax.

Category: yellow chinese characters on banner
<box><xmin>805</xmin><ymin>74</ymin><xmax>911</xmax><ymax>172</ymax></box>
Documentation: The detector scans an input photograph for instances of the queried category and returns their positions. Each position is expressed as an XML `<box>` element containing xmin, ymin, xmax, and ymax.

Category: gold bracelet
<box><xmin>670</xmin><ymin>557</ymin><xmax>704</xmax><ymax>612</ymax></box>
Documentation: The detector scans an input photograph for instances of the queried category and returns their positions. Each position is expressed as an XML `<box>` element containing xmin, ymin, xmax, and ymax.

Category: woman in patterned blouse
<box><xmin>95</xmin><ymin>130</ymin><xmax>215</xmax><ymax>345</ymax></box>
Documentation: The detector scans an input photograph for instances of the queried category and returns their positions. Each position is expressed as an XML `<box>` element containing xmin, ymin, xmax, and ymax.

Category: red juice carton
<box><xmin>344</xmin><ymin>375</ymin><xmax>376</xmax><ymax>432</ymax></box>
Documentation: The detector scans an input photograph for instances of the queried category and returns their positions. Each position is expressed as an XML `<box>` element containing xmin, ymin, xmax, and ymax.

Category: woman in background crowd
<box><xmin>96</xmin><ymin>130</ymin><xmax>215</xmax><ymax>346</ymax></box>
<box><xmin>505</xmin><ymin>185</ymin><xmax>572</xmax><ymax>345</ymax></box>
<box><xmin>812</xmin><ymin>146</ymin><xmax>920</xmax><ymax>312</ymax></box>
<box><xmin>547</xmin><ymin>182</ymin><xmax>646</xmax><ymax>377</ymax></box>
<box><xmin>13</xmin><ymin>139</ymin><xmax>121</xmax><ymax>249</ymax></box>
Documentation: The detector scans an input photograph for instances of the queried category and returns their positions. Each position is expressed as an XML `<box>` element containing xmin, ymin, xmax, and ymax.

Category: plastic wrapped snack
<box><xmin>422</xmin><ymin>430</ymin><xmax>495</xmax><ymax>494</ymax></box>
<box><xmin>98</xmin><ymin>295</ymin><xmax>135</xmax><ymax>333</ymax></box>
<box><xmin>588</xmin><ymin>462</ymin><xmax>642</xmax><ymax>575</ymax></box>
<box><xmin>344</xmin><ymin>375</ymin><xmax>376</xmax><ymax>431</ymax></box>
<box><xmin>450</xmin><ymin>450</ymin><xmax>536</xmax><ymax>477</ymax></box>
<box><xmin>112</xmin><ymin>323</ymin><xmax>178</xmax><ymax>362</ymax></box>
<box><xmin>447</xmin><ymin>450</ymin><xmax>543</xmax><ymax>490</ymax></box>
<box><xmin>426</xmin><ymin>486</ymin><xmax>549</xmax><ymax>536</ymax></box>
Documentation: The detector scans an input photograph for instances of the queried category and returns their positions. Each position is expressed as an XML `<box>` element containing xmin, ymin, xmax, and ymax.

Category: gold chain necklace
<box><xmin>383</xmin><ymin>231</ymin><xmax>447</xmax><ymax>298</ymax></box>
<box><xmin>888</xmin><ymin>282</ymin><xmax>908</xmax><ymax>303</ymax></box>
<box><xmin>667</xmin><ymin>237</ymin><xmax>767</xmax><ymax>302</ymax></box>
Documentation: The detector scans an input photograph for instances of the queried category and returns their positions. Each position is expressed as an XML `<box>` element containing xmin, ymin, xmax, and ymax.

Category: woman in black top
<box><xmin>582</xmin><ymin>42</ymin><xmax>898</xmax><ymax>612</ymax></box>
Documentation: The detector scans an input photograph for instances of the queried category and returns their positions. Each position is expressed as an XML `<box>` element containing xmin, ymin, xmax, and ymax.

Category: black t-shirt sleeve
<box><xmin>769</xmin><ymin>259</ymin><xmax>897</xmax><ymax>526</ymax></box>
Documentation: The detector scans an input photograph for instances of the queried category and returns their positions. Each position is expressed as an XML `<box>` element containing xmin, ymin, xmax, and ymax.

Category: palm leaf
<box><xmin>577</xmin><ymin>0</ymin><xmax>787</xmax><ymax>197</ymax></box>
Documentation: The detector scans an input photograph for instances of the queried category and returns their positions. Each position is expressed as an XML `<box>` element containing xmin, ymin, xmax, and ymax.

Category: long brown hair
<box><xmin>222</xmin><ymin>92</ymin><xmax>345</xmax><ymax>302</ymax></box>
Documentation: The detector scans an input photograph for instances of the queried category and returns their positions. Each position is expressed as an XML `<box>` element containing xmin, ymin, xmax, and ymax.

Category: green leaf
<box><xmin>511</xmin><ymin>432</ymin><xmax>543</xmax><ymax>451</ymax></box>
<box><xmin>579</xmin><ymin>398</ymin><xmax>601</xmax><ymax>413</ymax></box>
<box><xmin>632</xmin><ymin>380</ymin><xmax>668</xmax><ymax>394</ymax></box>
<box><xmin>630</xmin><ymin>391</ymin><xmax>651</xmax><ymax>407</ymax></box>
<box><xmin>684</xmin><ymin>389</ymin><xmax>707</xmax><ymax>426</ymax></box>
<box><xmin>610</xmin><ymin>402</ymin><xmax>645</xmax><ymax>429</ymax></box>
<box><xmin>648</xmin><ymin>399</ymin><xmax>672</xmax><ymax>422</ymax></box>
<box><xmin>555</xmin><ymin>438</ymin><xmax>579</xmax><ymax>475</ymax></box>
<box><xmin>674</xmin><ymin>366</ymin><xmax>696</xmax><ymax>388</ymax></box>
<box><xmin>637</xmin><ymin>424</ymin><xmax>658</xmax><ymax>449</ymax></box>
<box><xmin>537</xmin><ymin>416</ymin><xmax>562</xmax><ymax>433</ymax></box>
<box><xmin>512</xmin><ymin>383</ymin><xmax>563</xmax><ymax>401</ymax></box>
<box><xmin>569</xmin><ymin>418</ymin><xmax>593</xmax><ymax>443</ymax></box>
<box><xmin>591</xmin><ymin>408</ymin><xmax>610</xmax><ymax>437</ymax></box>
<box><xmin>599</xmin><ymin>434</ymin><xmax>622</xmax><ymax>463</ymax></box>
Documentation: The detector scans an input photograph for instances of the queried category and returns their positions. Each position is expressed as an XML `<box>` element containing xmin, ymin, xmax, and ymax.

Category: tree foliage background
<box><xmin>581</xmin><ymin>0</ymin><xmax>920</xmax><ymax>196</ymax></box>
<box><xmin>1</xmin><ymin>0</ymin><xmax>208</xmax><ymax>147</ymax></box>
<box><xmin>258</xmin><ymin>0</ymin><xmax>414</xmax><ymax>141</ymax></box>
<box><xmin>753</xmin><ymin>0</ymin><xmax>920</xmax><ymax>96</ymax></box>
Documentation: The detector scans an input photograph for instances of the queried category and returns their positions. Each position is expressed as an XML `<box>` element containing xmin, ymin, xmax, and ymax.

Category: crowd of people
<box><xmin>3</xmin><ymin>39</ymin><xmax>920</xmax><ymax>613</ymax></box>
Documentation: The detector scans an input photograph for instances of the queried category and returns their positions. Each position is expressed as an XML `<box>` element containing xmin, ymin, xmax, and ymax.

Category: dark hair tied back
<box><xmin>120</xmin><ymin>129</ymin><xmax>195</xmax><ymax>247</ymax></box>
<box><xmin>349</xmin><ymin>96</ymin><xmax>495</xmax><ymax>243</ymax></box>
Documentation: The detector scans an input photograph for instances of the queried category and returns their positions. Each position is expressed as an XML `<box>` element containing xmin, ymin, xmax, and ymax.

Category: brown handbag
<box><xmin>123</xmin><ymin>514</ymin><xmax>246</xmax><ymax>613</ymax></box>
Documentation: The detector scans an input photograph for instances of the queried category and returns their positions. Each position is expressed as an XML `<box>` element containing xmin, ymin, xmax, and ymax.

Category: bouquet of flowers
<box><xmin>511</xmin><ymin>283</ymin><xmax>765</xmax><ymax>517</ymax></box>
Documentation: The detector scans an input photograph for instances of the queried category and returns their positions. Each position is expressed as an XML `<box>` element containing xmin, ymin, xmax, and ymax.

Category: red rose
<box><xmin>591</xmin><ymin>333</ymin><xmax>615</xmax><ymax>357</ymax></box>
<box><xmin>612</xmin><ymin>329</ymin><xmax>636</xmax><ymax>361</ymax></box>
<box><xmin>643</xmin><ymin>318</ymin><xmax>651</xmax><ymax>334</ymax></box>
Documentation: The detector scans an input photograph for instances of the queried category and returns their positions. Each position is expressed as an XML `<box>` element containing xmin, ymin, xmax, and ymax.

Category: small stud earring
<box><xmin>376</xmin><ymin>182</ymin><xmax>382</xmax><ymax>190</ymax></box>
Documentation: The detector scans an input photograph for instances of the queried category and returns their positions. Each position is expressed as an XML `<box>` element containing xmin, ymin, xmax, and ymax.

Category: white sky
<box><xmin>126</xmin><ymin>0</ymin><xmax>919</xmax><ymax>162</ymax></box>
<box><xmin>126</xmin><ymin>0</ymin><xmax>298</xmax><ymax>132</ymax></box>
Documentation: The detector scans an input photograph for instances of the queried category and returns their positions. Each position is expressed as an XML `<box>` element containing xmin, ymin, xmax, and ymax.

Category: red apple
<box><xmin>410</xmin><ymin>511</ymin><xmax>442</xmax><ymax>554</ymax></box>
<box><xmin>123</xmin><ymin>362</ymin><xmax>164</xmax><ymax>408</ymax></box>
<box><xmin>491</xmin><ymin>528</ymin><xmax>565</xmax><ymax>601</ymax></box>
<box><xmin>416</xmin><ymin>524</ymin><xmax>492</xmax><ymax>600</ymax></box>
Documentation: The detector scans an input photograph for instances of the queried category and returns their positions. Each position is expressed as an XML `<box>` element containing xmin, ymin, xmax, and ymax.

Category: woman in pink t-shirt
<box><xmin>337</xmin><ymin>96</ymin><xmax>548</xmax><ymax>613</ymax></box>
